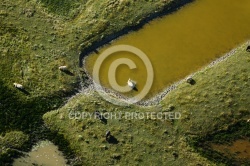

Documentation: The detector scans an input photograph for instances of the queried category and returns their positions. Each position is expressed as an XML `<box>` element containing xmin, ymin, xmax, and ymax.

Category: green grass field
<box><xmin>0</xmin><ymin>0</ymin><xmax>249</xmax><ymax>165</ymax></box>
<box><xmin>43</xmin><ymin>43</ymin><xmax>250</xmax><ymax>165</ymax></box>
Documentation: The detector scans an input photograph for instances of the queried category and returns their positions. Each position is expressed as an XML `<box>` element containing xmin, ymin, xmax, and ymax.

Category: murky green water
<box><xmin>13</xmin><ymin>140</ymin><xmax>67</xmax><ymax>166</ymax></box>
<box><xmin>85</xmin><ymin>0</ymin><xmax>250</xmax><ymax>99</ymax></box>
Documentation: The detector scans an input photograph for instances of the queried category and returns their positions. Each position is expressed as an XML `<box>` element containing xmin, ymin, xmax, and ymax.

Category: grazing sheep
<box><xmin>186</xmin><ymin>76</ymin><xmax>196</xmax><ymax>85</ymax></box>
<box><xmin>94</xmin><ymin>111</ymin><xmax>102</xmax><ymax>119</ymax></box>
<box><xmin>105</xmin><ymin>130</ymin><xmax>111</xmax><ymax>140</ymax></box>
<box><xmin>186</xmin><ymin>76</ymin><xmax>193</xmax><ymax>83</ymax></box>
<box><xmin>13</xmin><ymin>83</ymin><xmax>24</xmax><ymax>89</ymax></box>
<box><xmin>59</xmin><ymin>66</ymin><xmax>67</xmax><ymax>71</ymax></box>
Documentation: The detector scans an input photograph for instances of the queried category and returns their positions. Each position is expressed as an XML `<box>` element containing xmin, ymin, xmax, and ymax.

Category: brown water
<box><xmin>85</xmin><ymin>0</ymin><xmax>250</xmax><ymax>99</ymax></box>
<box><xmin>211</xmin><ymin>139</ymin><xmax>250</xmax><ymax>162</ymax></box>
<box><xmin>13</xmin><ymin>140</ymin><xmax>67</xmax><ymax>166</ymax></box>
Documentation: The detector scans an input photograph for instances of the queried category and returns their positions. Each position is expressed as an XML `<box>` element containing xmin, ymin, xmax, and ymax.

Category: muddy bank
<box><xmin>189</xmin><ymin>120</ymin><xmax>250</xmax><ymax>165</ymax></box>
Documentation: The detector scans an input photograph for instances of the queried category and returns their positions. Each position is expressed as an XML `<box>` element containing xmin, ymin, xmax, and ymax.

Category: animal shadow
<box><xmin>100</xmin><ymin>117</ymin><xmax>107</xmax><ymax>124</ymax></box>
<box><xmin>133</xmin><ymin>86</ymin><xmax>138</xmax><ymax>91</ymax></box>
<box><xmin>18</xmin><ymin>88</ymin><xmax>30</xmax><ymax>95</ymax></box>
<box><xmin>62</xmin><ymin>70</ymin><xmax>74</xmax><ymax>76</ymax></box>
<box><xmin>95</xmin><ymin>111</ymin><xmax>107</xmax><ymax>124</ymax></box>
<box><xmin>246</xmin><ymin>45</ymin><xmax>250</xmax><ymax>52</ymax></box>
<box><xmin>107</xmin><ymin>135</ymin><xmax>119</xmax><ymax>144</ymax></box>
<box><xmin>189</xmin><ymin>79</ymin><xmax>196</xmax><ymax>85</ymax></box>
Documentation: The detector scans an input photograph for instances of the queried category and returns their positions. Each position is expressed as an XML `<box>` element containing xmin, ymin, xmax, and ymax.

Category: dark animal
<box><xmin>186</xmin><ymin>77</ymin><xmax>196</xmax><ymax>85</ymax></box>
<box><xmin>105</xmin><ymin>130</ymin><xmax>111</xmax><ymax>140</ymax></box>
<box><xmin>246</xmin><ymin>45</ymin><xmax>250</xmax><ymax>52</ymax></box>
<box><xmin>95</xmin><ymin>111</ymin><xmax>102</xmax><ymax>119</ymax></box>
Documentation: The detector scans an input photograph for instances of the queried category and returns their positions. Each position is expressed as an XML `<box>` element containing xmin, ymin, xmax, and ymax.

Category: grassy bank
<box><xmin>1</xmin><ymin>0</ymin><xmax>249</xmax><ymax>165</ymax></box>
<box><xmin>0</xmin><ymin>131</ymin><xmax>28</xmax><ymax>164</ymax></box>
<box><xmin>189</xmin><ymin>120</ymin><xmax>250</xmax><ymax>165</ymax></box>
<box><xmin>0</xmin><ymin>0</ymin><xmax>188</xmax><ymax>164</ymax></box>
<box><xmin>43</xmin><ymin>43</ymin><xmax>250</xmax><ymax>165</ymax></box>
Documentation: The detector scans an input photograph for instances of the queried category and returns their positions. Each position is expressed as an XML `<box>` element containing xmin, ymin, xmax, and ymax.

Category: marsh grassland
<box><xmin>0</xmin><ymin>0</ymin><xmax>250</xmax><ymax>165</ymax></box>
<box><xmin>44</xmin><ymin>43</ymin><xmax>250</xmax><ymax>165</ymax></box>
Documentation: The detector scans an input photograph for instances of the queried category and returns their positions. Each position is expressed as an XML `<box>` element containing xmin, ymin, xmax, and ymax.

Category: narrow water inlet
<box><xmin>84</xmin><ymin>0</ymin><xmax>250</xmax><ymax>100</ymax></box>
<box><xmin>13</xmin><ymin>140</ymin><xmax>67</xmax><ymax>166</ymax></box>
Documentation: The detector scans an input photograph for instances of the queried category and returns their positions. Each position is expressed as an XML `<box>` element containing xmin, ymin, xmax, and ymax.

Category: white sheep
<box><xmin>186</xmin><ymin>76</ymin><xmax>195</xmax><ymax>84</ymax></box>
<box><xmin>186</xmin><ymin>76</ymin><xmax>193</xmax><ymax>82</ymax></box>
<box><xmin>59</xmin><ymin>66</ymin><xmax>67</xmax><ymax>71</ymax></box>
<box><xmin>127</xmin><ymin>78</ymin><xmax>136</xmax><ymax>89</ymax></box>
<box><xmin>13</xmin><ymin>83</ymin><xmax>24</xmax><ymax>89</ymax></box>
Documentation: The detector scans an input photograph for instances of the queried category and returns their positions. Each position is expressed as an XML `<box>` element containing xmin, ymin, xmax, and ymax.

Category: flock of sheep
<box><xmin>14</xmin><ymin>66</ymin><xmax>68</xmax><ymax>90</ymax></box>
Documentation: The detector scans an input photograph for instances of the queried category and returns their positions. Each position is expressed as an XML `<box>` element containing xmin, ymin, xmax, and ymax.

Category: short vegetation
<box><xmin>0</xmin><ymin>0</ymin><xmax>249</xmax><ymax>165</ymax></box>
